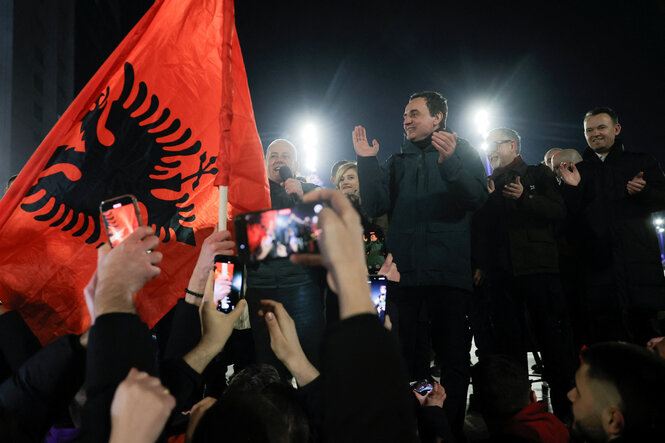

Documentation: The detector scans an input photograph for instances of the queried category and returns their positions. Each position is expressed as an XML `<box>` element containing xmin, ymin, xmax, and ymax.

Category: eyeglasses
<box><xmin>486</xmin><ymin>139</ymin><xmax>513</xmax><ymax>152</ymax></box>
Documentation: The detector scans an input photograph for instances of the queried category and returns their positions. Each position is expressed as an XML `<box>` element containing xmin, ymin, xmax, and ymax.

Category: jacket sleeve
<box><xmin>630</xmin><ymin>154</ymin><xmax>665</xmax><ymax>213</ymax></box>
<box><xmin>0</xmin><ymin>334</ymin><xmax>86</xmax><ymax>442</ymax></box>
<box><xmin>357</xmin><ymin>155</ymin><xmax>393</xmax><ymax>218</ymax></box>
<box><xmin>437</xmin><ymin>141</ymin><xmax>488</xmax><ymax>211</ymax></box>
<box><xmin>80</xmin><ymin>313</ymin><xmax>158</xmax><ymax>443</ymax></box>
<box><xmin>321</xmin><ymin>314</ymin><xmax>418</xmax><ymax>442</ymax></box>
<box><xmin>515</xmin><ymin>166</ymin><xmax>566</xmax><ymax>222</ymax></box>
<box><xmin>0</xmin><ymin>310</ymin><xmax>41</xmax><ymax>377</ymax></box>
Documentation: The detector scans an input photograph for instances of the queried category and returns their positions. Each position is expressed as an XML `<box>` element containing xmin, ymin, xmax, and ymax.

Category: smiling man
<box><xmin>558</xmin><ymin>107</ymin><xmax>665</xmax><ymax>346</ymax></box>
<box><xmin>352</xmin><ymin>91</ymin><xmax>487</xmax><ymax>439</ymax></box>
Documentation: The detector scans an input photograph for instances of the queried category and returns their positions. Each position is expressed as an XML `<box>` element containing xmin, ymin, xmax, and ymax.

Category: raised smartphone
<box><xmin>234</xmin><ymin>201</ymin><xmax>326</xmax><ymax>263</ymax></box>
<box><xmin>214</xmin><ymin>255</ymin><xmax>244</xmax><ymax>313</ymax></box>
<box><xmin>99</xmin><ymin>194</ymin><xmax>142</xmax><ymax>247</ymax></box>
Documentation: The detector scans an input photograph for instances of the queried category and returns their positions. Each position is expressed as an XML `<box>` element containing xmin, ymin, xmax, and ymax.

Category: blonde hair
<box><xmin>335</xmin><ymin>162</ymin><xmax>358</xmax><ymax>190</ymax></box>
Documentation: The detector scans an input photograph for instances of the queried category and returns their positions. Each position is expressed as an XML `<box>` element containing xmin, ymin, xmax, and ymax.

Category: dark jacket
<box><xmin>0</xmin><ymin>334</ymin><xmax>85</xmax><ymax>443</ymax></box>
<box><xmin>246</xmin><ymin>178</ymin><xmax>324</xmax><ymax>288</ymax></box>
<box><xmin>561</xmin><ymin>140</ymin><xmax>665</xmax><ymax>310</ymax></box>
<box><xmin>358</xmin><ymin>132</ymin><xmax>488</xmax><ymax>290</ymax></box>
<box><xmin>476</xmin><ymin>157</ymin><xmax>565</xmax><ymax>276</ymax></box>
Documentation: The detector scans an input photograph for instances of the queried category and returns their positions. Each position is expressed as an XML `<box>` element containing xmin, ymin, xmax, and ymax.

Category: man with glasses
<box><xmin>474</xmin><ymin>127</ymin><xmax>576</xmax><ymax>419</ymax></box>
<box><xmin>352</xmin><ymin>91</ymin><xmax>487</xmax><ymax>439</ymax></box>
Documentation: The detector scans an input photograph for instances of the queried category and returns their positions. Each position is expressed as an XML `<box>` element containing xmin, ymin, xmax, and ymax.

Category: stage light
<box><xmin>654</xmin><ymin>218</ymin><xmax>664</xmax><ymax>226</ymax></box>
<box><xmin>480</xmin><ymin>142</ymin><xmax>488</xmax><ymax>152</ymax></box>
<box><xmin>301</xmin><ymin>122</ymin><xmax>318</xmax><ymax>172</ymax></box>
<box><xmin>474</xmin><ymin>109</ymin><xmax>490</xmax><ymax>136</ymax></box>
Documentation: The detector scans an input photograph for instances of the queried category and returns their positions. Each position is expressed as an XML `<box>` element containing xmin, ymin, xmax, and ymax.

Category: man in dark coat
<box><xmin>474</xmin><ymin>127</ymin><xmax>576</xmax><ymax>417</ymax></box>
<box><xmin>245</xmin><ymin>139</ymin><xmax>326</xmax><ymax>375</ymax></box>
<box><xmin>353</xmin><ymin>91</ymin><xmax>488</xmax><ymax>438</ymax></box>
<box><xmin>559</xmin><ymin>107</ymin><xmax>665</xmax><ymax>345</ymax></box>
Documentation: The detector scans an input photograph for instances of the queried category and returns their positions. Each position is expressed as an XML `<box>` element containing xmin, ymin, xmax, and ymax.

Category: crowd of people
<box><xmin>2</xmin><ymin>91</ymin><xmax>665</xmax><ymax>443</ymax></box>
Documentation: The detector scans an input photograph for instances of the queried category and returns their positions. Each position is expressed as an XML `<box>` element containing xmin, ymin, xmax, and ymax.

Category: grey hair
<box><xmin>488</xmin><ymin>127</ymin><xmax>521</xmax><ymax>154</ymax></box>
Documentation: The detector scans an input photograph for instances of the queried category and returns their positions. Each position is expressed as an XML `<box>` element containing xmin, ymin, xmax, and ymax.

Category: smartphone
<box><xmin>100</xmin><ymin>194</ymin><xmax>142</xmax><ymax>247</ymax></box>
<box><xmin>368</xmin><ymin>275</ymin><xmax>387</xmax><ymax>323</ymax></box>
<box><xmin>214</xmin><ymin>255</ymin><xmax>244</xmax><ymax>313</ymax></box>
<box><xmin>234</xmin><ymin>201</ymin><xmax>326</xmax><ymax>263</ymax></box>
<box><xmin>410</xmin><ymin>380</ymin><xmax>433</xmax><ymax>395</ymax></box>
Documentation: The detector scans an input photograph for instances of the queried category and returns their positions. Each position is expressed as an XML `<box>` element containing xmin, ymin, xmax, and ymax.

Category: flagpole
<box><xmin>218</xmin><ymin>185</ymin><xmax>228</xmax><ymax>230</ymax></box>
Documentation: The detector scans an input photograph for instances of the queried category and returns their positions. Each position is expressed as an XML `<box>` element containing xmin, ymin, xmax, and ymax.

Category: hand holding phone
<box><xmin>100</xmin><ymin>194</ymin><xmax>142</xmax><ymax>247</ymax></box>
<box><xmin>214</xmin><ymin>255</ymin><xmax>244</xmax><ymax>313</ymax></box>
<box><xmin>235</xmin><ymin>201</ymin><xmax>326</xmax><ymax>263</ymax></box>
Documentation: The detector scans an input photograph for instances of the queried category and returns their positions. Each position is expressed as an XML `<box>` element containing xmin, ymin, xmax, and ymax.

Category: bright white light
<box><xmin>474</xmin><ymin>109</ymin><xmax>490</xmax><ymax>136</ymax></box>
<box><xmin>654</xmin><ymin>218</ymin><xmax>664</xmax><ymax>226</ymax></box>
<box><xmin>301</xmin><ymin>122</ymin><xmax>319</xmax><ymax>172</ymax></box>
<box><xmin>302</xmin><ymin>123</ymin><xmax>318</xmax><ymax>146</ymax></box>
<box><xmin>480</xmin><ymin>142</ymin><xmax>488</xmax><ymax>152</ymax></box>
<box><xmin>659</xmin><ymin>227</ymin><xmax>664</xmax><ymax>233</ymax></box>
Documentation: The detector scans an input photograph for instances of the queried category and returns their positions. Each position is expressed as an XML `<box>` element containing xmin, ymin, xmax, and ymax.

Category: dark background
<box><xmin>75</xmin><ymin>0</ymin><xmax>665</xmax><ymax>181</ymax></box>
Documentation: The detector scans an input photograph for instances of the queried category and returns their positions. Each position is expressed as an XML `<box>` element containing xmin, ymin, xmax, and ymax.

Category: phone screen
<box><xmin>368</xmin><ymin>275</ymin><xmax>387</xmax><ymax>323</ymax></box>
<box><xmin>100</xmin><ymin>195</ymin><xmax>142</xmax><ymax>247</ymax></box>
<box><xmin>214</xmin><ymin>256</ymin><xmax>243</xmax><ymax>313</ymax></box>
<box><xmin>235</xmin><ymin>201</ymin><xmax>325</xmax><ymax>263</ymax></box>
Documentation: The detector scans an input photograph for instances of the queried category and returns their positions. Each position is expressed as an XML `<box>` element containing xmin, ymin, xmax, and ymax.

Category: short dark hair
<box><xmin>409</xmin><ymin>91</ymin><xmax>448</xmax><ymax>128</ymax></box>
<box><xmin>584</xmin><ymin>107</ymin><xmax>619</xmax><ymax>125</ymax></box>
<box><xmin>225</xmin><ymin>363</ymin><xmax>281</xmax><ymax>397</ymax></box>
<box><xmin>471</xmin><ymin>355</ymin><xmax>531</xmax><ymax>423</ymax></box>
<box><xmin>581</xmin><ymin>342</ymin><xmax>665</xmax><ymax>440</ymax></box>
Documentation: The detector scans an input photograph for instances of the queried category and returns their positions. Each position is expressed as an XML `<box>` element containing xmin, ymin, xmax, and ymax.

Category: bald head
<box><xmin>266</xmin><ymin>139</ymin><xmax>298</xmax><ymax>183</ymax></box>
<box><xmin>544</xmin><ymin>148</ymin><xmax>562</xmax><ymax>170</ymax></box>
<box><xmin>552</xmin><ymin>149</ymin><xmax>582</xmax><ymax>178</ymax></box>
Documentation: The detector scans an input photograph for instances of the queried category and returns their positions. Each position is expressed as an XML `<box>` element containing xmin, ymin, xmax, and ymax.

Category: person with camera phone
<box><xmin>239</xmin><ymin>139</ymin><xmax>326</xmax><ymax>377</ymax></box>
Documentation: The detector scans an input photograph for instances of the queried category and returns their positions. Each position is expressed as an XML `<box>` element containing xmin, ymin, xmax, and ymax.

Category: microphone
<box><xmin>279</xmin><ymin>166</ymin><xmax>293</xmax><ymax>182</ymax></box>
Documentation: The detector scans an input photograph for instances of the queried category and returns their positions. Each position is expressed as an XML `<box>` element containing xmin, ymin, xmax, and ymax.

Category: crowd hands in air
<box><xmin>2</xmin><ymin>95</ymin><xmax>665</xmax><ymax>443</ymax></box>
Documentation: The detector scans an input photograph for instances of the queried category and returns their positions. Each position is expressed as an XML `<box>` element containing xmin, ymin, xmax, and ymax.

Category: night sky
<box><xmin>77</xmin><ymin>0</ymin><xmax>665</xmax><ymax>181</ymax></box>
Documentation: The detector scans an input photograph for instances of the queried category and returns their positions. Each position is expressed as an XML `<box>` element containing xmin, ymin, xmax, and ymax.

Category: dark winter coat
<box><xmin>357</xmin><ymin>131</ymin><xmax>488</xmax><ymax>290</ymax></box>
<box><xmin>562</xmin><ymin>140</ymin><xmax>665</xmax><ymax>311</ymax></box>
<box><xmin>475</xmin><ymin>156</ymin><xmax>565</xmax><ymax>276</ymax></box>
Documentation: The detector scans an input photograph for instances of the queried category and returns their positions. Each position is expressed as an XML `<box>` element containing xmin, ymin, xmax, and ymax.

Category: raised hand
<box><xmin>109</xmin><ymin>368</ymin><xmax>175</xmax><ymax>443</ymax></box>
<box><xmin>432</xmin><ymin>131</ymin><xmax>457</xmax><ymax>163</ymax></box>
<box><xmin>559</xmin><ymin>162</ymin><xmax>581</xmax><ymax>187</ymax></box>
<box><xmin>627</xmin><ymin>171</ymin><xmax>646</xmax><ymax>195</ymax></box>
<box><xmin>378</xmin><ymin>253</ymin><xmax>400</xmax><ymax>283</ymax></box>
<box><xmin>187</xmin><ymin>230</ymin><xmax>236</xmax><ymax>297</ymax></box>
<box><xmin>352</xmin><ymin>126</ymin><xmax>380</xmax><ymax>157</ymax></box>
<box><xmin>502</xmin><ymin>176</ymin><xmax>524</xmax><ymax>200</ymax></box>
<box><xmin>259</xmin><ymin>299</ymin><xmax>320</xmax><ymax>386</ymax></box>
<box><xmin>291</xmin><ymin>188</ymin><xmax>375</xmax><ymax>320</ymax></box>
<box><xmin>95</xmin><ymin>226</ymin><xmax>162</xmax><ymax>317</ymax></box>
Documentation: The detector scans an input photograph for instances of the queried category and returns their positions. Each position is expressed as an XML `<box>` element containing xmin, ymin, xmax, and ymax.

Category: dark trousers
<box><xmin>389</xmin><ymin>285</ymin><xmax>471</xmax><ymax>439</ymax></box>
<box><xmin>488</xmin><ymin>272</ymin><xmax>576</xmax><ymax>418</ymax></box>
<box><xmin>245</xmin><ymin>283</ymin><xmax>325</xmax><ymax>378</ymax></box>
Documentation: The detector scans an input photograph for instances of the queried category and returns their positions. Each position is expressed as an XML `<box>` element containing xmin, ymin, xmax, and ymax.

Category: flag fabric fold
<box><xmin>0</xmin><ymin>0</ymin><xmax>269</xmax><ymax>345</ymax></box>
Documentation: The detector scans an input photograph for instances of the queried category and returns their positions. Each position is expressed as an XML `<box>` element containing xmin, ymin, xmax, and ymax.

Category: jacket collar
<box><xmin>582</xmin><ymin>138</ymin><xmax>625</xmax><ymax>163</ymax></box>
<box><xmin>400</xmin><ymin>126</ymin><xmax>452</xmax><ymax>154</ymax></box>
<box><xmin>490</xmin><ymin>155</ymin><xmax>526</xmax><ymax>180</ymax></box>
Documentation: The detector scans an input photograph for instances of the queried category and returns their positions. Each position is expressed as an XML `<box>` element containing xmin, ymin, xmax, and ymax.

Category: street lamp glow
<box><xmin>301</xmin><ymin>122</ymin><xmax>319</xmax><ymax>172</ymax></box>
<box><xmin>474</xmin><ymin>109</ymin><xmax>490</xmax><ymax>136</ymax></box>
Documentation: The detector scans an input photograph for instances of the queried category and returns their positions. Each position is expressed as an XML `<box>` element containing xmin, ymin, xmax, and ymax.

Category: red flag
<box><xmin>0</xmin><ymin>0</ymin><xmax>270</xmax><ymax>345</ymax></box>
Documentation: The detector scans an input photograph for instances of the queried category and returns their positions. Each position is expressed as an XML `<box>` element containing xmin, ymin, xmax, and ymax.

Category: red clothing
<box><xmin>502</xmin><ymin>401</ymin><xmax>569</xmax><ymax>443</ymax></box>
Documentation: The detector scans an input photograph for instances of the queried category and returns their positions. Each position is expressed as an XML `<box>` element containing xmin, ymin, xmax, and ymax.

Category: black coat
<box><xmin>561</xmin><ymin>140</ymin><xmax>665</xmax><ymax>311</ymax></box>
<box><xmin>475</xmin><ymin>157</ymin><xmax>565</xmax><ymax>276</ymax></box>
<box><xmin>358</xmin><ymin>132</ymin><xmax>488</xmax><ymax>290</ymax></box>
